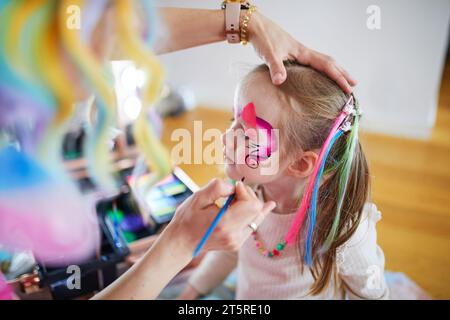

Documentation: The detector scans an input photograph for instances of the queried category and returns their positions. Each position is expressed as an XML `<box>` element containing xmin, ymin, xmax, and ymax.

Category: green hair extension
<box><xmin>321</xmin><ymin>101</ymin><xmax>361</xmax><ymax>252</ymax></box>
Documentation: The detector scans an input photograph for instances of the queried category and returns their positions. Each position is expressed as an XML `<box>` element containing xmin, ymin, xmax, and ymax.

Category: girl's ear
<box><xmin>287</xmin><ymin>151</ymin><xmax>318</xmax><ymax>178</ymax></box>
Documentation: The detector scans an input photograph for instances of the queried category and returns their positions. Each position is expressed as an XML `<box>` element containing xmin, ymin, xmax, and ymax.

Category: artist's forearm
<box><xmin>154</xmin><ymin>8</ymin><xmax>226</xmax><ymax>54</ymax></box>
<box><xmin>92</xmin><ymin>224</ymin><xmax>192</xmax><ymax>300</ymax></box>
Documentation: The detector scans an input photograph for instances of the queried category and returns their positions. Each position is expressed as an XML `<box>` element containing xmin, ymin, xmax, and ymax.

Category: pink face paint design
<box><xmin>236</xmin><ymin>102</ymin><xmax>278</xmax><ymax>169</ymax></box>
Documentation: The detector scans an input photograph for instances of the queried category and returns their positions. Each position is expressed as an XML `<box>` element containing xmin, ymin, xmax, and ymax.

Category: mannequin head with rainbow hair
<box><xmin>226</xmin><ymin>61</ymin><xmax>368</xmax><ymax>295</ymax></box>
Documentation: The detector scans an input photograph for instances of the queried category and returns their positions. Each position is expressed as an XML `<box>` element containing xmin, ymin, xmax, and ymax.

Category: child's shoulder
<box><xmin>341</xmin><ymin>202</ymin><xmax>382</xmax><ymax>249</ymax></box>
<box><xmin>361</xmin><ymin>202</ymin><xmax>382</xmax><ymax>223</ymax></box>
<box><xmin>336</xmin><ymin>202</ymin><xmax>386</xmax><ymax>283</ymax></box>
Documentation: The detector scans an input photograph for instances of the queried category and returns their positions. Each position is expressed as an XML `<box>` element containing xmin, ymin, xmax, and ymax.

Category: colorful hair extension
<box><xmin>285</xmin><ymin>96</ymin><xmax>359</xmax><ymax>265</ymax></box>
<box><xmin>305</xmin><ymin>129</ymin><xmax>343</xmax><ymax>265</ymax></box>
<box><xmin>115</xmin><ymin>0</ymin><xmax>172</xmax><ymax>184</ymax></box>
<box><xmin>0</xmin><ymin>0</ymin><xmax>172</xmax><ymax>268</ymax></box>
<box><xmin>0</xmin><ymin>145</ymin><xmax>100</xmax><ymax>267</ymax></box>
<box><xmin>321</xmin><ymin>100</ymin><xmax>360</xmax><ymax>252</ymax></box>
<box><xmin>285</xmin><ymin>108</ymin><xmax>348</xmax><ymax>245</ymax></box>
<box><xmin>0</xmin><ymin>0</ymin><xmax>107</xmax><ymax>266</ymax></box>
<box><xmin>36</xmin><ymin>4</ymin><xmax>76</xmax><ymax>169</ymax></box>
<box><xmin>18</xmin><ymin>1</ymin><xmax>79</xmax><ymax>174</ymax></box>
<box><xmin>0</xmin><ymin>0</ymin><xmax>54</xmax><ymax>151</ymax></box>
<box><xmin>79</xmin><ymin>0</ymin><xmax>109</xmax><ymax>43</ymax></box>
<box><xmin>6</xmin><ymin>0</ymin><xmax>43</xmax><ymax>76</ymax></box>
<box><xmin>59</xmin><ymin>0</ymin><xmax>117</xmax><ymax>192</ymax></box>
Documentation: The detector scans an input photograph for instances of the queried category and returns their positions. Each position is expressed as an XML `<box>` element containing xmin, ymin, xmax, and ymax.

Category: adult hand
<box><xmin>93</xmin><ymin>179</ymin><xmax>273</xmax><ymax>300</ymax></box>
<box><xmin>169</xmin><ymin>178</ymin><xmax>275</xmax><ymax>256</ymax></box>
<box><xmin>249</xmin><ymin>12</ymin><xmax>357</xmax><ymax>93</ymax></box>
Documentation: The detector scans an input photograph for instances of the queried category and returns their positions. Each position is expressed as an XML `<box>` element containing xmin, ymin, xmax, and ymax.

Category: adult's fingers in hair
<box><xmin>327</xmin><ymin>63</ymin><xmax>352</xmax><ymax>94</ymax></box>
<box><xmin>266</xmin><ymin>55</ymin><xmax>287</xmax><ymax>85</ymax></box>
<box><xmin>337</xmin><ymin>65</ymin><xmax>357</xmax><ymax>87</ymax></box>
<box><xmin>301</xmin><ymin>50</ymin><xmax>352</xmax><ymax>94</ymax></box>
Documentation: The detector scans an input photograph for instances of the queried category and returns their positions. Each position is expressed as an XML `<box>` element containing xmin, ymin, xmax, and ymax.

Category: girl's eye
<box><xmin>245</xmin><ymin>136</ymin><xmax>260</xmax><ymax>149</ymax></box>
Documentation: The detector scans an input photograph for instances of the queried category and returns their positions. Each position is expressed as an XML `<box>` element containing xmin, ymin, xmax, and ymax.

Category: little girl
<box><xmin>178</xmin><ymin>61</ymin><xmax>389</xmax><ymax>299</ymax></box>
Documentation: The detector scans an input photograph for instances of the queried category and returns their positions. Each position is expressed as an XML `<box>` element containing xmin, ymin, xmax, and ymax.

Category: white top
<box><xmin>188</xmin><ymin>200</ymin><xmax>389</xmax><ymax>300</ymax></box>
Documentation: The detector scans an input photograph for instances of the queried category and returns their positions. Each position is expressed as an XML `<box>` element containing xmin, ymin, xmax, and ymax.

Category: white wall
<box><xmin>155</xmin><ymin>0</ymin><xmax>450</xmax><ymax>139</ymax></box>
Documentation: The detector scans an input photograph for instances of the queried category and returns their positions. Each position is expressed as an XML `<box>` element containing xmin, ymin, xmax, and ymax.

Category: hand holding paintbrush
<box><xmin>193</xmin><ymin>178</ymin><xmax>276</xmax><ymax>256</ymax></box>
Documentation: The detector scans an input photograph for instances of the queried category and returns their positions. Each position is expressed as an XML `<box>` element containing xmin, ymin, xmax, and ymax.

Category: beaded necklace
<box><xmin>251</xmin><ymin>229</ymin><xmax>287</xmax><ymax>258</ymax></box>
<box><xmin>251</xmin><ymin>186</ymin><xmax>299</xmax><ymax>258</ymax></box>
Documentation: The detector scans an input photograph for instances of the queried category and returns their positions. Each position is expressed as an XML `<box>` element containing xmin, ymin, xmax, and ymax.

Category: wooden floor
<box><xmin>161</xmin><ymin>59</ymin><xmax>450</xmax><ymax>299</ymax></box>
<box><xmin>359</xmin><ymin>63</ymin><xmax>450</xmax><ymax>299</ymax></box>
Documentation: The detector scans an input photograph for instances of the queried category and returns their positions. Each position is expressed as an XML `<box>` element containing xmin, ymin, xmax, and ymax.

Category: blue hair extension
<box><xmin>305</xmin><ymin>129</ymin><xmax>344</xmax><ymax>266</ymax></box>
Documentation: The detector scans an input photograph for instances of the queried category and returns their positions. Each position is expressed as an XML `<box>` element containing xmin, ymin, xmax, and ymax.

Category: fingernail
<box><xmin>344</xmin><ymin>84</ymin><xmax>352</xmax><ymax>94</ymax></box>
<box><xmin>273</xmin><ymin>73</ymin><xmax>284</xmax><ymax>84</ymax></box>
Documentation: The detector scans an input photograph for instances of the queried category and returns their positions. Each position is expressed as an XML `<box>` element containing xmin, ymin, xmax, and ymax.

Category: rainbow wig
<box><xmin>0</xmin><ymin>0</ymin><xmax>169</xmax><ymax>266</ymax></box>
<box><xmin>284</xmin><ymin>95</ymin><xmax>361</xmax><ymax>266</ymax></box>
<box><xmin>1</xmin><ymin>0</ymin><xmax>170</xmax><ymax>191</ymax></box>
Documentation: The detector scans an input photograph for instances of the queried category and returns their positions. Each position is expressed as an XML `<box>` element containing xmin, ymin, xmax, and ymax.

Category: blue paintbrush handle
<box><xmin>193</xmin><ymin>193</ymin><xmax>236</xmax><ymax>257</ymax></box>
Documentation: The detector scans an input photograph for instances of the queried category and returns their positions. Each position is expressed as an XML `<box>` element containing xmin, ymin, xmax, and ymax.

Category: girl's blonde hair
<box><xmin>246</xmin><ymin>61</ymin><xmax>370</xmax><ymax>295</ymax></box>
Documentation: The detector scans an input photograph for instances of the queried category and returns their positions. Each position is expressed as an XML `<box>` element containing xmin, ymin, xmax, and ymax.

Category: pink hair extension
<box><xmin>285</xmin><ymin>96</ymin><xmax>355</xmax><ymax>246</ymax></box>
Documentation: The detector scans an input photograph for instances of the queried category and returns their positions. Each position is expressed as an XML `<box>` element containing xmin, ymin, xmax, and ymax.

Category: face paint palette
<box><xmin>128</xmin><ymin>167</ymin><xmax>199</xmax><ymax>225</ymax></box>
<box><xmin>97</xmin><ymin>192</ymin><xmax>156</xmax><ymax>246</ymax></box>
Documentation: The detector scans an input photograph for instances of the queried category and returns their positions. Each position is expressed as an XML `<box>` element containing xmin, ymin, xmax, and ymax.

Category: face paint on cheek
<box><xmin>238</xmin><ymin>102</ymin><xmax>278</xmax><ymax>169</ymax></box>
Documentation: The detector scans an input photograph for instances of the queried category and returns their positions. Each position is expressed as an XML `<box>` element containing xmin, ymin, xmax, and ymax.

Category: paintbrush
<box><xmin>193</xmin><ymin>177</ymin><xmax>245</xmax><ymax>257</ymax></box>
